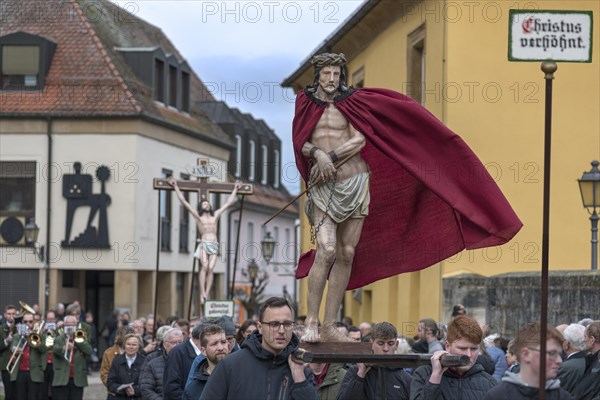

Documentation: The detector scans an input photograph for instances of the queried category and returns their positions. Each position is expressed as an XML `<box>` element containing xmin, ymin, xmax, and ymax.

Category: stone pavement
<box><xmin>0</xmin><ymin>371</ymin><xmax>107</xmax><ymax>400</ymax></box>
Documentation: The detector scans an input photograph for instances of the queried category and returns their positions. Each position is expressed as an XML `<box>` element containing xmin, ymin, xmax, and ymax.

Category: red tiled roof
<box><xmin>0</xmin><ymin>0</ymin><xmax>230</xmax><ymax>146</ymax></box>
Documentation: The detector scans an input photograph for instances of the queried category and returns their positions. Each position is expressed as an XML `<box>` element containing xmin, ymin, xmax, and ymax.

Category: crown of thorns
<box><xmin>311</xmin><ymin>53</ymin><xmax>347</xmax><ymax>68</ymax></box>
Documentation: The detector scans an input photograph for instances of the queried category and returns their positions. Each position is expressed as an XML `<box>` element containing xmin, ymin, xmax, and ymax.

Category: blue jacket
<box><xmin>199</xmin><ymin>332</ymin><xmax>318</xmax><ymax>400</ymax></box>
<box><xmin>183</xmin><ymin>357</ymin><xmax>210</xmax><ymax>400</ymax></box>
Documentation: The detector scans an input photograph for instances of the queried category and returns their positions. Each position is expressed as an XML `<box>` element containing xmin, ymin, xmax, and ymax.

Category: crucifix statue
<box><xmin>154</xmin><ymin>159</ymin><xmax>253</xmax><ymax>304</ymax></box>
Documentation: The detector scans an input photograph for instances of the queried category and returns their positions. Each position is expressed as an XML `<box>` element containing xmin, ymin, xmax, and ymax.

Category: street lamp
<box><xmin>578</xmin><ymin>160</ymin><xmax>600</xmax><ymax>270</ymax></box>
<box><xmin>261</xmin><ymin>231</ymin><xmax>276</xmax><ymax>265</ymax></box>
<box><xmin>24</xmin><ymin>220</ymin><xmax>44</xmax><ymax>262</ymax></box>
<box><xmin>247</xmin><ymin>258</ymin><xmax>259</xmax><ymax>284</ymax></box>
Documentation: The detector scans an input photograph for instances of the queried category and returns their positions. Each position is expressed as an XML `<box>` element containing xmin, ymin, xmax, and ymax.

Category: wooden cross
<box><xmin>153</xmin><ymin>158</ymin><xmax>253</xmax><ymax>199</ymax></box>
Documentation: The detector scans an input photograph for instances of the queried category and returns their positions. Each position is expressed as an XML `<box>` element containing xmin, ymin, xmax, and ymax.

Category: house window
<box><xmin>168</xmin><ymin>65</ymin><xmax>177</xmax><ymax>107</ymax></box>
<box><xmin>407</xmin><ymin>24</ymin><xmax>426</xmax><ymax>104</ymax></box>
<box><xmin>235</xmin><ymin>135</ymin><xmax>242</xmax><ymax>178</ymax></box>
<box><xmin>261</xmin><ymin>144</ymin><xmax>268</xmax><ymax>185</ymax></box>
<box><xmin>154</xmin><ymin>59</ymin><xmax>165</xmax><ymax>102</ymax></box>
<box><xmin>160</xmin><ymin>169</ymin><xmax>172</xmax><ymax>251</ymax></box>
<box><xmin>179</xmin><ymin>173</ymin><xmax>190</xmax><ymax>253</ymax></box>
<box><xmin>352</xmin><ymin>67</ymin><xmax>365</xmax><ymax>88</ymax></box>
<box><xmin>181</xmin><ymin>71</ymin><xmax>190</xmax><ymax>112</ymax></box>
<box><xmin>0</xmin><ymin>161</ymin><xmax>36</xmax><ymax>217</ymax></box>
<box><xmin>0</xmin><ymin>161</ymin><xmax>36</xmax><ymax>246</ymax></box>
<box><xmin>274</xmin><ymin>149</ymin><xmax>280</xmax><ymax>189</ymax></box>
<box><xmin>1</xmin><ymin>45</ymin><xmax>39</xmax><ymax>90</ymax></box>
<box><xmin>249</xmin><ymin>140</ymin><xmax>256</xmax><ymax>181</ymax></box>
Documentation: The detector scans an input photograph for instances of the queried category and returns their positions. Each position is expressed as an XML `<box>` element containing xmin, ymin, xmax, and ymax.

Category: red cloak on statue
<box><xmin>292</xmin><ymin>88</ymin><xmax>523</xmax><ymax>290</ymax></box>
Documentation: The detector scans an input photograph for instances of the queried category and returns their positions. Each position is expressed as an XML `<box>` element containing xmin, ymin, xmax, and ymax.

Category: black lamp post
<box><xmin>261</xmin><ymin>231</ymin><xmax>276</xmax><ymax>265</ymax></box>
<box><xmin>578</xmin><ymin>160</ymin><xmax>600</xmax><ymax>270</ymax></box>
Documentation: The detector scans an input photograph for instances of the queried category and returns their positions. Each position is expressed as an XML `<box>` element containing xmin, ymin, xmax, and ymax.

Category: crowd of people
<box><xmin>1</xmin><ymin>300</ymin><xmax>598</xmax><ymax>399</ymax></box>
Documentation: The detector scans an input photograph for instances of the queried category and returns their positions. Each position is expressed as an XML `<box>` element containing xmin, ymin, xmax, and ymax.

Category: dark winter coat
<box><xmin>199</xmin><ymin>331</ymin><xmax>318</xmax><ymax>400</ymax></box>
<box><xmin>139</xmin><ymin>350</ymin><xmax>166</xmax><ymax>400</ymax></box>
<box><xmin>163</xmin><ymin>339</ymin><xmax>198</xmax><ymax>400</ymax></box>
<box><xmin>337</xmin><ymin>364</ymin><xmax>411</xmax><ymax>400</ymax></box>
<box><xmin>107</xmin><ymin>353</ymin><xmax>145</xmax><ymax>399</ymax></box>
<box><xmin>410</xmin><ymin>362</ymin><xmax>497</xmax><ymax>400</ymax></box>
<box><xmin>484</xmin><ymin>372</ymin><xmax>574</xmax><ymax>400</ymax></box>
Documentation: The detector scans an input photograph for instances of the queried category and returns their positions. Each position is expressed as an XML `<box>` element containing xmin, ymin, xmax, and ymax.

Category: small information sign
<box><xmin>203</xmin><ymin>300</ymin><xmax>235</xmax><ymax>319</ymax></box>
<box><xmin>509</xmin><ymin>10</ymin><xmax>593</xmax><ymax>62</ymax></box>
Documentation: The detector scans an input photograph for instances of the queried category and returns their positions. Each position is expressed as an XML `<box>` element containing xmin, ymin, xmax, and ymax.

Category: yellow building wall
<box><xmin>297</xmin><ymin>0</ymin><xmax>599</xmax><ymax>329</ymax></box>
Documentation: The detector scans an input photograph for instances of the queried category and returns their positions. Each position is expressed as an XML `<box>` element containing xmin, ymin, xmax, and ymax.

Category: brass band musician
<box><xmin>0</xmin><ymin>305</ymin><xmax>18</xmax><ymax>400</ymax></box>
<box><xmin>8</xmin><ymin>312</ymin><xmax>47</xmax><ymax>400</ymax></box>
<box><xmin>52</xmin><ymin>315</ymin><xmax>92</xmax><ymax>400</ymax></box>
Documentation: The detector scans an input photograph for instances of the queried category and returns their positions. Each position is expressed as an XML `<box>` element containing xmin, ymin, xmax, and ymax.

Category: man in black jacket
<box><xmin>163</xmin><ymin>322</ymin><xmax>204</xmax><ymax>399</ymax></box>
<box><xmin>572</xmin><ymin>321</ymin><xmax>600</xmax><ymax>400</ymax></box>
<box><xmin>200</xmin><ymin>297</ymin><xmax>318</xmax><ymax>400</ymax></box>
<box><xmin>484</xmin><ymin>321</ymin><xmax>573</xmax><ymax>400</ymax></box>
<box><xmin>338</xmin><ymin>321</ymin><xmax>411</xmax><ymax>399</ymax></box>
<box><xmin>410</xmin><ymin>316</ymin><xmax>497</xmax><ymax>400</ymax></box>
<box><xmin>557</xmin><ymin>323</ymin><xmax>587</xmax><ymax>395</ymax></box>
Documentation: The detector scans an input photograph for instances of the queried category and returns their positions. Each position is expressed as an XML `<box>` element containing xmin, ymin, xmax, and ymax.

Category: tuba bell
<box><xmin>14</xmin><ymin>301</ymin><xmax>36</xmax><ymax>325</ymax></box>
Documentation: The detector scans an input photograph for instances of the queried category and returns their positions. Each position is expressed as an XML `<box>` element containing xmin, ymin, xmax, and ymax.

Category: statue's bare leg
<box><xmin>198</xmin><ymin>248</ymin><xmax>209</xmax><ymax>304</ymax></box>
<box><xmin>301</xmin><ymin>208</ymin><xmax>336</xmax><ymax>343</ymax></box>
<box><xmin>320</xmin><ymin>217</ymin><xmax>364</xmax><ymax>342</ymax></box>
<box><xmin>204</xmin><ymin>254</ymin><xmax>218</xmax><ymax>303</ymax></box>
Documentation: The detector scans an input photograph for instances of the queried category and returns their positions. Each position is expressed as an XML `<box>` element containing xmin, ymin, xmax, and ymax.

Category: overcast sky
<box><xmin>112</xmin><ymin>0</ymin><xmax>364</xmax><ymax>193</ymax></box>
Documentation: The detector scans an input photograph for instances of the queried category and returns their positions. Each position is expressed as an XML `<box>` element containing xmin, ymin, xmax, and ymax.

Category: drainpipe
<box><xmin>45</xmin><ymin>116</ymin><xmax>52</xmax><ymax>309</ymax></box>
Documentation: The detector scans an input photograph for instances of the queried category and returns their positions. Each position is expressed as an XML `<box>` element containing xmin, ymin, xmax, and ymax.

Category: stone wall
<box><xmin>443</xmin><ymin>270</ymin><xmax>600</xmax><ymax>338</ymax></box>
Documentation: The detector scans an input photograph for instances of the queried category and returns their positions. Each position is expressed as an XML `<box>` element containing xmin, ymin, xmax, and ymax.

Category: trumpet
<box><xmin>64</xmin><ymin>323</ymin><xmax>86</xmax><ymax>362</ymax></box>
<box><xmin>44</xmin><ymin>323</ymin><xmax>57</xmax><ymax>350</ymax></box>
<box><xmin>27</xmin><ymin>320</ymin><xmax>45</xmax><ymax>349</ymax></box>
<box><xmin>74</xmin><ymin>324</ymin><xmax>87</xmax><ymax>343</ymax></box>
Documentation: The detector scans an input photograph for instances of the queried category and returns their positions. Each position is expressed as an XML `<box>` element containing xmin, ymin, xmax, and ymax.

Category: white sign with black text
<box><xmin>509</xmin><ymin>10</ymin><xmax>593</xmax><ymax>62</ymax></box>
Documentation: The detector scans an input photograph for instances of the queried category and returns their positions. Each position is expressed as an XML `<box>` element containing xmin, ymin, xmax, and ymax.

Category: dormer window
<box><xmin>0</xmin><ymin>32</ymin><xmax>56</xmax><ymax>91</ymax></box>
<box><xmin>2</xmin><ymin>46</ymin><xmax>39</xmax><ymax>89</ymax></box>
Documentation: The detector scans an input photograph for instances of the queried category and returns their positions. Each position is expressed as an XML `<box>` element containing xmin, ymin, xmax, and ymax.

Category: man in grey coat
<box><xmin>139</xmin><ymin>328</ymin><xmax>183</xmax><ymax>400</ymax></box>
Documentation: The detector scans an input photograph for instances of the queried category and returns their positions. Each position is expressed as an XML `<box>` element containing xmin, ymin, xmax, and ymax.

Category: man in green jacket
<box><xmin>0</xmin><ymin>304</ymin><xmax>17</xmax><ymax>400</ymax></box>
<box><xmin>9</xmin><ymin>312</ymin><xmax>47</xmax><ymax>400</ymax></box>
<box><xmin>52</xmin><ymin>315</ymin><xmax>92</xmax><ymax>400</ymax></box>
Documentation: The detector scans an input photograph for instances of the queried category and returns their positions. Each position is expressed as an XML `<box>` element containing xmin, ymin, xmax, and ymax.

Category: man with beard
<box><xmin>183</xmin><ymin>325</ymin><xmax>228</xmax><ymax>399</ymax></box>
<box><xmin>168</xmin><ymin>178</ymin><xmax>241</xmax><ymax>304</ymax></box>
<box><xmin>292</xmin><ymin>53</ymin><xmax>522</xmax><ymax>343</ymax></box>
<box><xmin>484</xmin><ymin>321</ymin><xmax>573</xmax><ymax>400</ymax></box>
<box><xmin>200</xmin><ymin>297</ymin><xmax>318</xmax><ymax>400</ymax></box>
<box><xmin>410</xmin><ymin>316</ymin><xmax>496</xmax><ymax>399</ymax></box>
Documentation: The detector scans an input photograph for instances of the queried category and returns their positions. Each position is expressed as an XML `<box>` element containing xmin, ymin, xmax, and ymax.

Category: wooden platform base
<box><xmin>294</xmin><ymin>342</ymin><xmax>469</xmax><ymax>368</ymax></box>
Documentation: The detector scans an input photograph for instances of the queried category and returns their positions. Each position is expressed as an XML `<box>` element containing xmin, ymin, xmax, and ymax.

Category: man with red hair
<box><xmin>410</xmin><ymin>316</ymin><xmax>496</xmax><ymax>399</ymax></box>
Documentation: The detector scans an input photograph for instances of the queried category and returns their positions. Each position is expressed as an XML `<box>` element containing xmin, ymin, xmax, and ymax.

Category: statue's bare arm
<box><xmin>167</xmin><ymin>177</ymin><xmax>200</xmax><ymax>220</ymax></box>
<box><xmin>213</xmin><ymin>182</ymin><xmax>241</xmax><ymax>220</ymax></box>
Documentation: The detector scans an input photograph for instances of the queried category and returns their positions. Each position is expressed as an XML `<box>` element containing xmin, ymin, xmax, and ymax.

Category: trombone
<box><xmin>6</xmin><ymin>325</ymin><xmax>31</xmax><ymax>374</ymax></box>
<box><xmin>27</xmin><ymin>320</ymin><xmax>45</xmax><ymax>349</ymax></box>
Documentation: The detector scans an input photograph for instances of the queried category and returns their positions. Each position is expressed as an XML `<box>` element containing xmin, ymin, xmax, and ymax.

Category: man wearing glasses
<box><xmin>9</xmin><ymin>312</ymin><xmax>47</xmax><ymax>400</ymax></box>
<box><xmin>484</xmin><ymin>321</ymin><xmax>573</xmax><ymax>400</ymax></box>
<box><xmin>200</xmin><ymin>297</ymin><xmax>318</xmax><ymax>400</ymax></box>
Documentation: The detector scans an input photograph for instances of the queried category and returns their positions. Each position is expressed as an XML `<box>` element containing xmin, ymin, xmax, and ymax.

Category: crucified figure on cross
<box><xmin>167</xmin><ymin>177</ymin><xmax>242</xmax><ymax>304</ymax></box>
